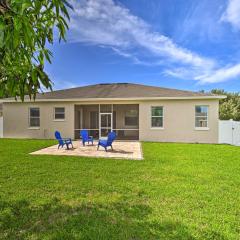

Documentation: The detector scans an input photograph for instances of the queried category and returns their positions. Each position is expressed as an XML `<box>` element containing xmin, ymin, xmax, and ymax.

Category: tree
<box><xmin>0</xmin><ymin>0</ymin><xmax>72</xmax><ymax>100</ymax></box>
<box><xmin>211</xmin><ymin>89</ymin><xmax>240</xmax><ymax>121</ymax></box>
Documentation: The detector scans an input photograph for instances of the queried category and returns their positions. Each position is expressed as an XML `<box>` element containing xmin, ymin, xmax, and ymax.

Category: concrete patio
<box><xmin>30</xmin><ymin>141</ymin><xmax>143</xmax><ymax>160</ymax></box>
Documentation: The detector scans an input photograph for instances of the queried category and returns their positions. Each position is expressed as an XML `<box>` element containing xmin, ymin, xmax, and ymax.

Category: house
<box><xmin>1</xmin><ymin>83</ymin><xmax>225</xmax><ymax>143</ymax></box>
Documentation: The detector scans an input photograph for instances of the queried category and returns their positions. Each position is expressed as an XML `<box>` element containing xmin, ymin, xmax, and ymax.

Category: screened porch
<box><xmin>74</xmin><ymin>104</ymin><xmax>139</xmax><ymax>140</ymax></box>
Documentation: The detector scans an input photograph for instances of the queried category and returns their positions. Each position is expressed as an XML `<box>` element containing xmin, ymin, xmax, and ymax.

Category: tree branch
<box><xmin>0</xmin><ymin>0</ymin><xmax>11</xmax><ymax>15</ymax></box>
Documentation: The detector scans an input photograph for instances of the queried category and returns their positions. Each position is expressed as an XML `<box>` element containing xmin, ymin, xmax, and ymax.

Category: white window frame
<box><xmin>195</xmin><ymin>105</ymin><xmax>209</xmax><ymax>130</ymax></box>
<box><xmin>151</xmin><ymin>106</ymin><xmax>164</xmax><ymax>129</ymax></box>
<box><xmin>54</xmin><ymin>107</ymin><xmax>65</xmax><ymax>121</ymax></box>
<box><xmin>28</xmin><ymin>107</ymin><xmax>40</xmax><ymax>129</ymax></box>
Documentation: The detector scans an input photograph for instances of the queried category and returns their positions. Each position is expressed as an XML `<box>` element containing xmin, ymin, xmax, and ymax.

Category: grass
<box><xmin>0</xmin><ymin>139</ymin><xmax>240</xmax><ymax>239</ymax></box>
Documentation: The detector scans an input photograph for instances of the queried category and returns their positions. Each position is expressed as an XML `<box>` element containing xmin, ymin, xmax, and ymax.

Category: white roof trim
<box><xmin>2</xmin><ymin>95</ymin><xmax>226</xmax><ymax>102</ymax></box>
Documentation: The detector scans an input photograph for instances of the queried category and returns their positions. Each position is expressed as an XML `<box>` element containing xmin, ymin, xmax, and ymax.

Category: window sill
<box><xmin>195</xmin><ymin>127</ymin><xmax>209</xmax><ymax>131</ymax></box>
<box><xmin>150</xmin><ymin>127</ymin><xmax>164</xmax><ymax>130</ymax></box>
<box><xmin>53</xmin><ymin>119</ymin><xmax>65</xmax><ymax>122</ymax></box>
<box><xmin>28</xmin><ymin>127</ymin><xmax>40</xmax><ymax>130</ymax></box>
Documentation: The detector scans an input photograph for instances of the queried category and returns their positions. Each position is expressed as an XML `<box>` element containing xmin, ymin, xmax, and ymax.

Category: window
<box><xmin>54</xmin><ymin>107</ymin><xmax>65</xmax><ymax>120</ymax></box>
<box><xmin>151</xmin><ymin>106</ymin><xmax>163</xmax><ymax>128</ymax></box>
<box><xmin>29</xmin><ymin>108</ymin><xmax>40</xmax><ymax>127</ymax></box>
<box><xmin>195</xmin><ymin>106</ymin><xmax>208</xmax><ymax>128</ymax></box>
<box><xmin>125</xmin><ymin>110</ymin><xmax>138</xmax><ymax>126</ymax></box>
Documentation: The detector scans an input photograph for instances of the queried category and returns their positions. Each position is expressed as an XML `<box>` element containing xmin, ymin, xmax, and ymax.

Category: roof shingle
<box><xmin>33</xmin><ymin>83</ymin><xmax>218</xmax><ymax>100</ymax></box>
<box><xmin>2</xmin><ymin>83</ymin><xmax>225</xmax><ymax>102</ymax></box>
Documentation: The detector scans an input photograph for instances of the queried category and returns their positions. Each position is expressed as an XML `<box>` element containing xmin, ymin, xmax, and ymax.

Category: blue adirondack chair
<box><xmin>55</xmin><ymin>131</ymin><xmax>73</xmax><ymax>150</ymax></box>
<box><xmin>80</xmin><ymin>129</ymin><xmax>94</xmax><ymax>146</ymax></box>
<box><xmin>97</xmin><ymin>131</ymin><xmax>116</xmax><ymax>152</ymax></box>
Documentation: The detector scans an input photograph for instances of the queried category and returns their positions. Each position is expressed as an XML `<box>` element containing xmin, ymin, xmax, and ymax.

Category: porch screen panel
<box><xmin>90</xmin><ymin>111</ymin><xmax>99</xmax><ymax>129</ymax></box>
<box><xmin>81</xmin><ymin>105</ymin><xmax>99</xmax><ymax>129</ymax></box>
<box><xmin>113</xmin><ymin>104</ymin><xmax>139</xmax><ymax>140</ymax></box>
<box><xmin>114</xmin><ymin>130</ymin><xmax>139</xmax><ymax>140</ymax></box>
<box><xmin>100</xmin><ymin>104</ymin><xmax>112</xmax><ymax>113</ymax></box>
<box><xmin>74</xmin><ymin>105</ymin><xmax>99</xmax><ymax>139</ymax></box>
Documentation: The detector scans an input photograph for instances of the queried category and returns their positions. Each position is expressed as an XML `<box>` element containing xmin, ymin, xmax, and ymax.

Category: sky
<box><xmin>45</xmin><ymin>0</ymin><xmax>240</xmax><ymax>92</ymax></box>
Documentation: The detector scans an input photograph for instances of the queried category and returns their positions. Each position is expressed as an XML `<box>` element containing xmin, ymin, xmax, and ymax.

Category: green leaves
<box><xmin>0</xmin><ymin>0</ymin><xmax>71</xmax><ymax>100</ymax></box>
<box><xmin>211</xmin><ymin>89</ymin><xmax>240</xmax><ymax>121</ymax></box>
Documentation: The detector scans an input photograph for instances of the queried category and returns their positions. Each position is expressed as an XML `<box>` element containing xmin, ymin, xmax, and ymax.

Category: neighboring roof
<box><xmin>2</xmin><ymin>83</ymin><xmax>226</xmax><ymax>102</ymax></box>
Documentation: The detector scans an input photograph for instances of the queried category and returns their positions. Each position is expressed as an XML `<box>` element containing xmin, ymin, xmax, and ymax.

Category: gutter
<box><xmin>1</xmin><ymin>95</ymin><xmax>227</xmax><ymax>103</ymax></box>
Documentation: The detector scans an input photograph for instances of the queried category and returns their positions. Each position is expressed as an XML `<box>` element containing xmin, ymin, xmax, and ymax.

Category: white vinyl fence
<box><xmin>0</xmin><ymin>116</ymin><xmax>2</xmax><ymax>138</ymax></box>
<box><xmin>219</xmin><ymin>120</ymin><xmax>240</xmax><ymax>146</ymax></box>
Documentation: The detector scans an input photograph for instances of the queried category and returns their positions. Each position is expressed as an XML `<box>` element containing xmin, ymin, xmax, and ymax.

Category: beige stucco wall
<box><xmin>3</xmin><ymin>102</ymin><xmax>75</xmax><ymax>139</ymax></box>
<box><xmin>3</xmin><ymin>99</ymin><xmax>219</xmax><ymax>143</ymax></box>
<box><xmin>139</xmin><ymin>99</ymin><xmax>219</xmax><ymax>143</ymax></box>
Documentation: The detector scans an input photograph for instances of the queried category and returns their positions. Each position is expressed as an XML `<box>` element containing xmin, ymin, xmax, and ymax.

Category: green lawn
<box><xmin>0</xmin><ymin>139</ymin><xmax>240</xmax><ymax>239</ymax></box>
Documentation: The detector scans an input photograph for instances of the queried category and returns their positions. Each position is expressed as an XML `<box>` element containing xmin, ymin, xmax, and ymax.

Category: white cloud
<box><xmin>165</xmin><ymin>63</ymin><xmax>240</xmax><ymax>84</ymax></box>
<box><xmin>68</xmin><ymin>0</ymin><xmax>215</xmax><ymax>69</ymax></box>
<box><xmin>196</xmin><ymin>63</ymin><xmax>240</xmax><ymax>83</ymax></box>
<box><xmin>221</xmin><ymin>0</ymin><xmax>240</xmax><ymax>29</ymax></box>
<box><xmin>111</xmin><ymin>47</ymin><xmax>166</xmax><ymax>66</ymax></box>
<box><xmin>163</xmin><ymin>68</ymin><xmax>202</xmax><ymax>80</ymax></box>
<box><xmin>52</xmin><ymin>80</ymin><xmax>77</xmax><ymax>90</ymax></box>
<box><xmin>66</xmin><ymin>0</ymin><xmax>240</xmax><ymax>85</ymax></box>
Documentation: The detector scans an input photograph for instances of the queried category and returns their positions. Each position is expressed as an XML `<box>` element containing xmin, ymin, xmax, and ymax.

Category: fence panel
<box><xmin>232</xmin><ymin>121</ymin><xmax>240</xmax><ymax>146</ymax></box>
<box><xmin>219</xmin><ymin>120</ymin><xmax>240</xmax><ymax>146</ymax></box>
<box><xmin>0</xmin><ymin>117</ymin><xmax>3</xmax><ymax>138</ymax></box>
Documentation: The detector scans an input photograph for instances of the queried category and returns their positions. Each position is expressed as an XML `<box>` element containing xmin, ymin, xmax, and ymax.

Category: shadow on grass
<box><xmin>0</xmin><ymin>198</ymin><xmax>225</xmax><ymax>240</ymax></box>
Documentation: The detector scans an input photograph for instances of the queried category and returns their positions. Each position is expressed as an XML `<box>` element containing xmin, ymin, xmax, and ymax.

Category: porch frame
<box><xmin>74</xmin><ymin>103</ymin><xmax>139</xmax><ymax>140</ymax></box>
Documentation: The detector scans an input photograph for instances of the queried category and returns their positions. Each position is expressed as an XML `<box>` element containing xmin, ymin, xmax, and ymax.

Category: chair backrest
<box><xmin>55</xmin><ymin>131</ymin><xmax>64</xmax><ymax>145</ymax></box>
<box><xmin>107</xmin><ymin>131</ymin><xmax>116</xmax><ymax>145</ymax></box>
<box><xmin>80</xmin><ymin>129</ymin><xmax>88</xmax><ymax>141</ymax></box>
